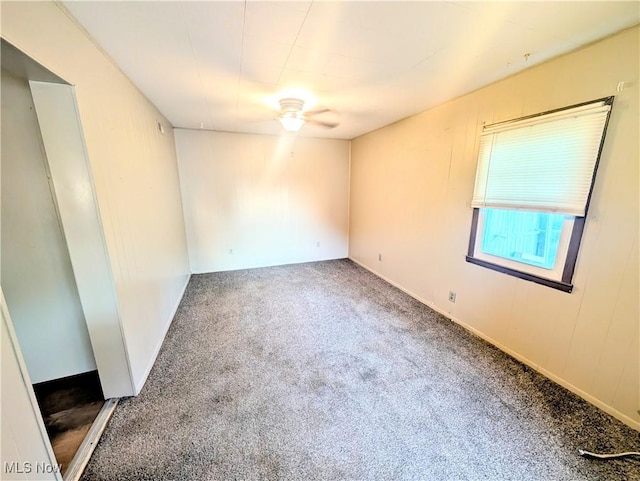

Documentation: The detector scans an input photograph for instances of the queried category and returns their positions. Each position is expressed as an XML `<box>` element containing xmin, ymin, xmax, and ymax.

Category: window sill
<box><xmin>465</xmin><ymin>256</ymin><xmax>573</xmax><ymax>293</ymax></box>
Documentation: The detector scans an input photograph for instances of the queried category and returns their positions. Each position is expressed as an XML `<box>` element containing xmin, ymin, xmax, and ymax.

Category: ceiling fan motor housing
<box><xmin>279</xmin><ymin>98</ymin><xmax>305</xmax><ymax>114</ymax></box>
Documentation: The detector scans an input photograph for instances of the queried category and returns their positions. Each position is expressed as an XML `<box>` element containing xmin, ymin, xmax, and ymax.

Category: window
<box><xmin>467</xmin><ymin>98</ymin><xmax>614</xmax><ymax>292</ymax></box>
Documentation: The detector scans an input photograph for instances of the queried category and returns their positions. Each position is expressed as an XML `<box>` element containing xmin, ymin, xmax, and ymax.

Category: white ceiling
<box><xmin>64</xmin><ymin>1</ymin><xmax>638</xmax><ymax>140</ymax></box>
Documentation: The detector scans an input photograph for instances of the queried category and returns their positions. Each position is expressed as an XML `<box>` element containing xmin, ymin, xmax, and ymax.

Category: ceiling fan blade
<box><xmin>305</xmin><ymin>108</ymin><xmax>331</xmax><ymax>116</ymax></box>
<box><xmin>307</xmin><ymin>118</ymin><xmax>339</xmax><ymax>129</ymax></box>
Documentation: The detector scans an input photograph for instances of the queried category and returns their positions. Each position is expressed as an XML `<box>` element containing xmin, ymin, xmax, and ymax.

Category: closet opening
<box><xmin>1</xmin><ymin>39</ymin><xmax>120</xmax><ymax>479</ymax></box>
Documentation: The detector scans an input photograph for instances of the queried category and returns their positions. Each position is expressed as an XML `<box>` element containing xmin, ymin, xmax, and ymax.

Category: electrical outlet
<box><xmin>378</xmin><ymin>253</ymin><xmax>382</xmax><ymax>261</ymax></box>
<box><xmin>448</xmin><ymin>291</ymin><xmax>456</xmax><ymax>303</ymax></box>
<box><xmin>317</xmin><ymin>241</ymin><xmax>320</xmax><ymax>247</ymax></box>
<box><xmin>229</xmin><ymin>249</ymin><xmax>233</xmax><ymax>254</ymax></box>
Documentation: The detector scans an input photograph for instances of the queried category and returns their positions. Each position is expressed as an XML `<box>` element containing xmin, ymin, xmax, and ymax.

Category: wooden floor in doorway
<box><xmin>33</xmin><ymin>371</ymin><xmax>104</xmax><ymax>475</ymax></box>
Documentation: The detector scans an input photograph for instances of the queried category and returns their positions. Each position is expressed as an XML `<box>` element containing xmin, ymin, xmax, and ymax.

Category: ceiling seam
<box><xmin>276</xmin><ymin>1</ymin><xmax>314</xmax><ymax>87</ymax></box>
<box><xmin>235</xmin><ymin>0</ymin><xmax>248</xmax><ymax>123</ymax></box>
<box><xmin>178</xmin><ymin>2</ymin><xmax>215</xmax><ymax>130</ymax></box>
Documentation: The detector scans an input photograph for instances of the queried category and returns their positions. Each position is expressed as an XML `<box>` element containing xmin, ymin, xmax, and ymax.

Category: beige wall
<box><xmin>1</xmin><ymin>2</ymin><xmax>190</xmax><ymax>393</ymax></box>
<box><xmin>349</xmin><ymin>26</ymin><xmax>639</xmax><ymax>429</ymax></box>
<box><xmin>175</xmin><ymin>130</ymin><xmax>350</xmax><ymax>273</ymax></box>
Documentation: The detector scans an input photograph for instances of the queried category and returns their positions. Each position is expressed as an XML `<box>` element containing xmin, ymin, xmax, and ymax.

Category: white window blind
<box><xmin>471</xmin><ymin>100</ymin><xmax>612</xmax><ymax>216</ymax></box>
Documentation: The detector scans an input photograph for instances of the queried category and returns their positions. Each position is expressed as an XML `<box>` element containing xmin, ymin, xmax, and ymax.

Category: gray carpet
<box><xmin>82</xmin><ymin>259</ymin><xmax>640</xmax><ymax>481</ymax></box>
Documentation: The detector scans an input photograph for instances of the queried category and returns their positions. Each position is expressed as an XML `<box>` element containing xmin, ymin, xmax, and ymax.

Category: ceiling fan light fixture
<box><xmin>278</xmin><ymin>114</ymin><xmax>305</xmax><ymax>132</ymax></box>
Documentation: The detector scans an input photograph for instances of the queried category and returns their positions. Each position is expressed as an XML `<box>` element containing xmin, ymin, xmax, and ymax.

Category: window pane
<box><xmin>480</xmin><ymin>208</ymin><xmax>566</xmax><ymax>269</ymax></box>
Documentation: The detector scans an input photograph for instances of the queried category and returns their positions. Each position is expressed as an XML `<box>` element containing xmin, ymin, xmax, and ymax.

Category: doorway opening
<box><xmin>1</xmin><ymin>39</ymin><xmax>120</xmax><ymax>478</ymax></box>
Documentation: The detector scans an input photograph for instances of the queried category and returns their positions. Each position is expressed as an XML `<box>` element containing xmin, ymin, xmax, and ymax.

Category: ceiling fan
<box><xmin>277</xmin><ymin>98</ymin><xmax>339</xmax><ymax>132</ymax></box>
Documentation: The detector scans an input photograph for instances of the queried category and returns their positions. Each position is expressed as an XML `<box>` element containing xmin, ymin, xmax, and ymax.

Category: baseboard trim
<box><xmin>348</xmin><ymin>256</ymin><xmax>640</xmax><ymax>432</ymax></box>
<box><xmin>134</xmin><ymin>274</ymin><xmax>191</xmax><ymax>394</ymax></box>
<box><xmin>63</xmin><ymin>397</ymin><xmax>118</xmax><ymax>481</ymax></box>
<box><xmin>191</xmin><ymin>255</ymin><xmax>349</xmax><ymax>275</ymax></box>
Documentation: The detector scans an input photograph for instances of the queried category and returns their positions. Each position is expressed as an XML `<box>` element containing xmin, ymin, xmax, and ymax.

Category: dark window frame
<box><xmin>465</xmin><ymin>97</ymin><xmax>614</xmax><ymax>293</ymax></box>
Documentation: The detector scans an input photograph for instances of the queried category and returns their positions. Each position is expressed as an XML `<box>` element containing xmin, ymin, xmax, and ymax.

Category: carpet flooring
<box><xmin>82</xmin><ymin>259</ymin><xmax>639</xmax><ymax>480</ymax></box>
